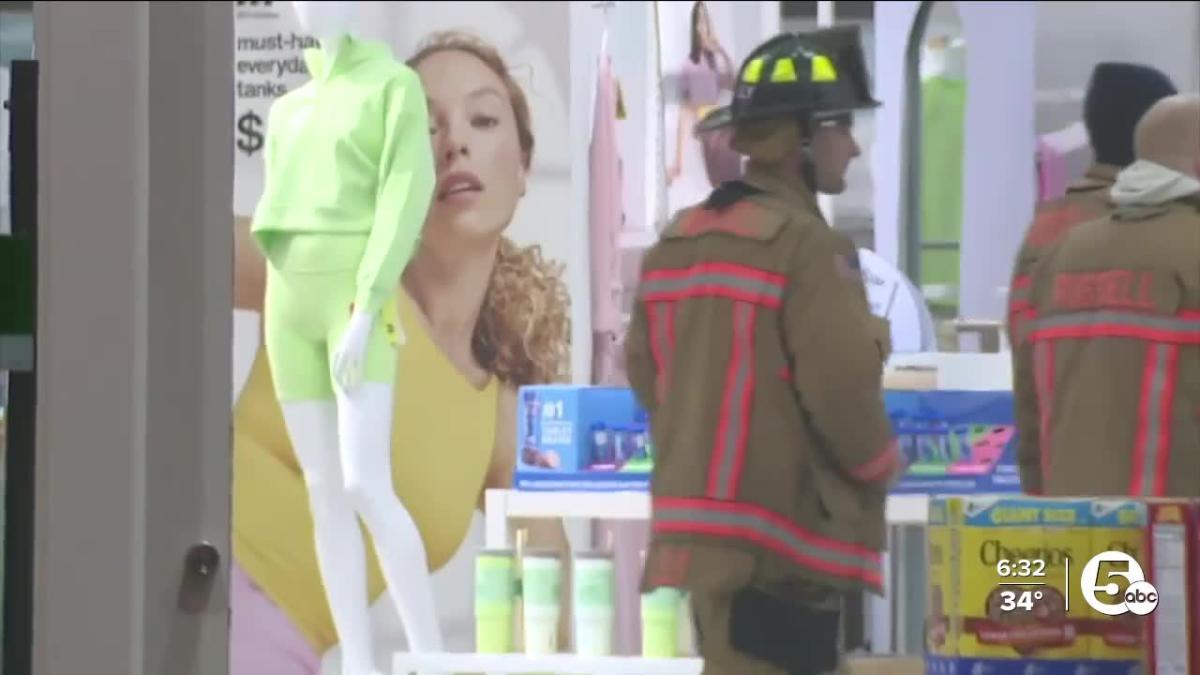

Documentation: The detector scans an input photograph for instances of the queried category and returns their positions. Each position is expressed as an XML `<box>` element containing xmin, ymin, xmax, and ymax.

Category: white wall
<box><xmin>1035</xmin><ymin>1</ymin><xmax>1200</xmax><ymax>136</ymax></box>
<box><xmin>872</xmin><ymin>1</ymin><xmax>1036</xmax><ymax>321</ymax></box>
<box><xmin>870</xmin><ymin>1</ymin><xmax>915</xmax><ymax>269</ymax></box>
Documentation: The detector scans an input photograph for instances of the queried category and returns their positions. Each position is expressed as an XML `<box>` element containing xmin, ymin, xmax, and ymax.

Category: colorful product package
<box><xmin>953</xmin><ymin>497</ymin><xmax>1090</xmax><ymax>661</ymax></box>
<box><xmin>883</xmin><ymin>391</ymin><xmax>1023</xmax><ymax>495</ymax></box>
<box><xmin>926</xmin><ymin>496</ymin><xmax>1151</xmax><ymax>675</ymax></box>
<box><xmin>1085</xmin><ymin>500</ymin><xmax>1149</xmax><ymax>667</ymax></box>
<box><xmin>1145</xmin><ymin>500</ymin><xmax>1198</xmax><ymax>675</ymax></box>
<box><xmin>513</xmin><ymin>384</ymin><xmax>652</xmax><ymax>491</ymax></box>
<box><xmin>924</xmin><ymin>496</ymin><xmax>958</xmax><ymax>659</ymax></box>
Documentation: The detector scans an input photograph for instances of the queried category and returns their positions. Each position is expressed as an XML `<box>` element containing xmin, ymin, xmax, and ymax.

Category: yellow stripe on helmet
<box><xmin>770</xmin><ymin>57</ymin><xmax>798</xmax><ymax>83</ymax></box>
<box><xmin>741</xmin><ymin>57</ymin><xmax>765</xmax><ymax>84</ymax></box>
<box><xmin>811</xmin><ymin>55</ymin><xmax>838</xmax><ymax>82</ymax></box>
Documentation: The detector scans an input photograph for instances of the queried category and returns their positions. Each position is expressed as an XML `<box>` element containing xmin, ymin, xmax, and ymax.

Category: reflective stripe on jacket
<box><xmin>1008</xmin><ymin>164</ymin><xmax>1120</xmax><ymax>348</ymax></box>
<box><xmin>1014</xmin><ymin>195</ymin><xmax>1200</xmax><ymax>497</ymax></box>
<box><xmin>625</xmin><ymin>160</ymin><xmax>898</xmax><ymax>598</ymax></box>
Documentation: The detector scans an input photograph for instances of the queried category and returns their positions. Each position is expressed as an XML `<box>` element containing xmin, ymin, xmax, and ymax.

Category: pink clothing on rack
<box><xmin>1036</xmin><ymin>138</ymin><xmax>1069</xmax><ymax>202</ymax></box>
<box><xmin>590</xmin><ymin>46</ymin><xmax>625</xmax><ymax>384</ymax></box>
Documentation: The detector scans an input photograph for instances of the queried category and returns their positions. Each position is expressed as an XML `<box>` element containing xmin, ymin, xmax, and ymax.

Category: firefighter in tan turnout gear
<box><xmin>1015</xmin><ymin>94</ymin><xmax>1200</xmax><ymax>499</ymax></box>
<box><xmin>1007</xmin><ymin>62</ymin><xmax>1177</xmax><ymax>347</ymax></box>
<box><xmin>625</xmin><ymin>27</ymin><xmax>900</xmax><ymax>675</ymax></box>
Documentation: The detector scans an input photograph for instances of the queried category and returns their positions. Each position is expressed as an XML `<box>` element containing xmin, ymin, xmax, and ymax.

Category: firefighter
<box><xmin>1015</xmin><ymin>93</ymin><xmax>1200</xmax><ymax>498</ymax></box>
<box><xmin>1007</xmin><ymin>62</ymin><xmax>1176</xmax><ymax>345</ymax></box>
<box><xmin>625</xmin><ymin>27</ymin><xmax>899</xmax><ymax>675</ymax></box>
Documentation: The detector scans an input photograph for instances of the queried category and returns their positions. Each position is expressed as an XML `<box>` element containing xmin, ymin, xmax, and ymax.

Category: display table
<box><xmin>391</xmin><ymin>653</ymin><xmax>925</xmax><ymax>674</ymax></box>
<box><xmin>484</xmin><ymin>489</ymin><xmax>930</xmax><ymax>548</ymax></box>
<box><xmin>392</xmin><ymin>652</ymin><xmax>702</xmax><ymax>674</ymax></box>
<box><xmin>484</xmin><ymin>489</ymin><xmax>932</xmax><ymax>655</ymax></box>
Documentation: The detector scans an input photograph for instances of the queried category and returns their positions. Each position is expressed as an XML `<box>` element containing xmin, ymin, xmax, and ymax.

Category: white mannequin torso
<box><xmin>293</xmin><ymin>0</ymin><xmax>359</xmax><ymax>46</ymax></box>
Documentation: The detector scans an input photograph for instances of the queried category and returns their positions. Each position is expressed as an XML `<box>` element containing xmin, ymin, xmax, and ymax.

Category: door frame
<box><xmin>32</xmin><ymin>2</ymin><xmax>232</xmax><ymax>674</ymax></box>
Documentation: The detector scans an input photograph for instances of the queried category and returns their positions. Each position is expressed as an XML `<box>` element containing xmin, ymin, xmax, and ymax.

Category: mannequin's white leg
<box><xmin>335</xmin><ymin>382</ymin><xmax>445</xmax><ymax>656</ymax></box>
<box><xmin>280</xmin><ymin>401</ymin><xmax>378</xmax><ymax>675</ymax></box>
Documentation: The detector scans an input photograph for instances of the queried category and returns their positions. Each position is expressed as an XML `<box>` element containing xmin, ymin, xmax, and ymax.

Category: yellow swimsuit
<box><xmin>232</xmin><ymin>292</ymin><xmax>498</xmax><ymax>652</ymax></box>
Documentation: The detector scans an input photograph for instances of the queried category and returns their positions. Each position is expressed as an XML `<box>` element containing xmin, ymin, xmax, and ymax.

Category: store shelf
<box><xmin>391</xmin><ymin>652</ymin><xmax>702</xmax><ymax>674</ymax></box>
<box><xmin>484</xmin><ymin>489</ymin><xmax>929</xmax><ymax>548</ymax></box>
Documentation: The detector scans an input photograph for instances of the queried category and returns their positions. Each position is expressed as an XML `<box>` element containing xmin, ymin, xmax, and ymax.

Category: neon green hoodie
<box><xmin>251</xmin><ymin>35</ymin><xmax>435</xmax><ymax>317</ymax></box>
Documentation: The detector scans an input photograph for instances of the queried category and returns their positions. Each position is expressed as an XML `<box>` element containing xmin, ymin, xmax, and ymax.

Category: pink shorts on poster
<box><xmin>231</xmin><ymin>562</ymin><xmax>322</xmax><ymax>675</ymax></box>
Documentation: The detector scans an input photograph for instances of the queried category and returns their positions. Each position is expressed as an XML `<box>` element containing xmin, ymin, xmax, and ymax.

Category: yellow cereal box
<box><xmin>924</xmin><ymin>496</ymin><xmax>957</xmax><ymax>657</ymax></box>
<box><xmin>955</xmin><ymin>496</ymin><xmax>1090</xmax><ymax>660</ymax></box>
<box><xmin>1085</xmin><ymin>500</ymin><xmax>1150</xmax><ymax>662</ymax></box>
<box><xmin>1037</xmin><ymin>499</ymin><xmax>1092</xmax><ymax>659</ymax></box>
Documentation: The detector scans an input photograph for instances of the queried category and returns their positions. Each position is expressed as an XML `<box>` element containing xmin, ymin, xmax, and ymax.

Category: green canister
<box><xmin>474</xmin><ymin>549</ymin><xmax>515</xmax><ymax>653</ymax></box>
<box><xmin>571</xmin><ymin>551</ymin><xmax>615</xmax><ymax>656</ymax></box>
<box><xmin>641</xmin><ymin>586</ymin><xmax>683</xmax><ymax>657</ymax></box>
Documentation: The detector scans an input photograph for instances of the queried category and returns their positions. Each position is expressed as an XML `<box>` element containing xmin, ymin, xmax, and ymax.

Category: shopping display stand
<box><xmin>391</xmin><ymin>652</ymin><xmax>702</xmax><ymax>674</ymax></box>
<box><xmin>484</xmin><ymin>489</ymin><xmax>930</xmax><ymax>549</ymax></box>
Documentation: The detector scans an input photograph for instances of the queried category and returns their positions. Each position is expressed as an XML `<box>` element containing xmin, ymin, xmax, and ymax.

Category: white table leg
<box><xmin>485</xmin><ymin>488</ymin><xmax>511</xmax><ymax>549</ymax></box>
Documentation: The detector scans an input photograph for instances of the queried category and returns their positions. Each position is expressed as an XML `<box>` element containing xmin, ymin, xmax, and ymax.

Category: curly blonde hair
<box><xmin>409</xmin><ymin>31</ymin><xmax>571</xmax><ymax>387</ymax></box>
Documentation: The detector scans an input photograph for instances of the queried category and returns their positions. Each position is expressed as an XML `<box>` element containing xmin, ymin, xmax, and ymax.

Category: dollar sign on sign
<box><xmin>237</xmin><ymin>110</ymin><xmax>264</xmax><ymax>156</ymax></box>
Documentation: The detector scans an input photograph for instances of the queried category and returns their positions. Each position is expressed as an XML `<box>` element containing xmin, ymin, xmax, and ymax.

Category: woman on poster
<box><xmin>665</xmin><ymin>0</ymin><xmax>742</xmax><ymax>199</ymax></box>
<box><xmin>230</xmin><ymin>30</ymin><xmax>573</xmax><ymax>674</ymax></box>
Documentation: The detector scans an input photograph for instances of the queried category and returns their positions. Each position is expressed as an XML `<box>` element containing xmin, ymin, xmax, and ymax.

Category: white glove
<box><xmin>332</xmin><ymin>310</ymin><xmax>376</xmax><ymax>393</ymax></box>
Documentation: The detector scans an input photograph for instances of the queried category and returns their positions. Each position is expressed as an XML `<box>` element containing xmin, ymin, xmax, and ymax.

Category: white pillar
<box><xmin>816</xmin><ymin>1</ymin><xmax>836</xmax><ymax>223</ymax></box>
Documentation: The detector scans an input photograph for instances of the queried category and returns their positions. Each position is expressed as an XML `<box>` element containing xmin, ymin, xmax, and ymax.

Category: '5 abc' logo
<box><xmin>1080</xmin><ymin>551</ymin><xmax>1159</xmax><ymax>616</ymax></box>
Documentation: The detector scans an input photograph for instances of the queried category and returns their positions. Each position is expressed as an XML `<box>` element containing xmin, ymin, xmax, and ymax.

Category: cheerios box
<box><xmin>1085</xmin><ymin>500</ymin><xmax>1149</xmax><ymax>665</ymax></box>
<box><xmin>953</xmin><ymin>496</ymin><xmax>1091</xmax><ymax>661</ymax></box>
<box><xmin>925</xmin><ymin>497</ymin><xmax>958</xmax><ymax>659</ymax></box>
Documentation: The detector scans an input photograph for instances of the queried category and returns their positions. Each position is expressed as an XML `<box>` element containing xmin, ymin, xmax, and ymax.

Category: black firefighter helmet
<box><xmin>696</xmin><ymin>25</ymin><xmax>881</xmax><ymax>134</ymax></box>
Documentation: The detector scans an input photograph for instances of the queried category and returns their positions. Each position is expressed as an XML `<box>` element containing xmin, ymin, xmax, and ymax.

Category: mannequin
<box><xmin>922</xmin><ymin>35</ymin><xmax>966</xmax><ymax>82</ymax></box>
<box><xmin>250</xmin><ymin>2</ymin><xmax>443</xmax><ymax>674</ymax></box>
<box><xmin>941</xmin><ymin>37</ymin><xmax>966</xmax><ymax>81</ymax></box>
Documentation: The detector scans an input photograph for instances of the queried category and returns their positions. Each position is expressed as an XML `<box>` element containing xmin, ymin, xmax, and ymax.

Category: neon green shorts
<box><xmin>261</xmin><ymin>233</ymin><xmax>398</xmax><ymax>403</ymax></box>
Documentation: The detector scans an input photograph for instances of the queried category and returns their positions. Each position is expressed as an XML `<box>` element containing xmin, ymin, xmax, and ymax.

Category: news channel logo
<box><xmin>1080</xmin><ymin>550</ymin><xmax>1159</xmax><ymax>616</ymax></box>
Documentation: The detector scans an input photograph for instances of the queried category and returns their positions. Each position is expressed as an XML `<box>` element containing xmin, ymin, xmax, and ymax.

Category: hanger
<box><xmin>593</xmin><ymin>1</ymin><xmax>614</xmax><ymax>56</ymax></box>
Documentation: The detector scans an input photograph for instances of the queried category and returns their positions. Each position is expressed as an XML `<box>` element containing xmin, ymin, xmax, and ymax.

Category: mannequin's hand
<box><xmin>332</xmin><ymin>311</ymin><xmax>375</xmax><ymax>392</ymax></box>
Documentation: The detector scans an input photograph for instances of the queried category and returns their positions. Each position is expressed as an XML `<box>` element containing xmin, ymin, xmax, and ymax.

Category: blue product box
<box><xmin>885</xmin><ymin>390</ymin><xmax>1023</xmax><ymax>495</ymax></box>
<box><xmin>513</xmin><ymin>384</ymin><xmax>654</xmax><ymax>492</ymax></box>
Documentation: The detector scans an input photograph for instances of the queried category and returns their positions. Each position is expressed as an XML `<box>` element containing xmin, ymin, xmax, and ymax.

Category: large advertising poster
<box><xmin>229</xmin><ymin>1</ymin><xmax>779</xmax><ymax>669</ymax></box>
<box><xmin>230</xmin><ymin>2</ymin><xmax>580</xmax><ymax>671</ymax></box>
<box><xmin>657</xmin><ymin>0</ymin><xmax>778</xmax><ymax>216</ymax></box>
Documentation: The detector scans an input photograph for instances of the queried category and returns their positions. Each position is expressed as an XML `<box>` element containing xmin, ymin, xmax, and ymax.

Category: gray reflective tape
<box><xmin>641</xmin><ymin>273</ymin><xmax>783</xmax><ymax>303</ymax></box>
<box><xmin>1023</xmin><ymin>310</ymin><xmax>1200</xmax><ymax>342</ymax></box>
<box><xmin>710</xmin><ymin>302</ymin><xmax>754</xmax><ymax>500</ymax></box>
<box><xmin>1136</xmin><ymin>344</ymin><xmax>1175</xmax><ymax>495</ymax></box>
<box><xmin>654</xmin><ymin>506</ymin><xmax>881</xmax><ymax>578</ymax></box>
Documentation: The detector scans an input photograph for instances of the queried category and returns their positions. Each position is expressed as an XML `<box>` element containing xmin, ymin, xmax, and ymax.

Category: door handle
<box><xmin>177</xmin><ymin>542</ymin><xmax>221</xmax><ymax>614</ymax></box>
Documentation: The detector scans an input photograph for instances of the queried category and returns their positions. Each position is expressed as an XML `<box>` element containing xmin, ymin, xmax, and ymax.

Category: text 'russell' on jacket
<box><xmin>1013</xmin><ymin>93</ymin><xmax>1200</xmax><ymax>500</ymax></box>
<box><xmin>624</xmin><ymin>27</ymin><xmax>902</xmax><ymax>611</ymax></box>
